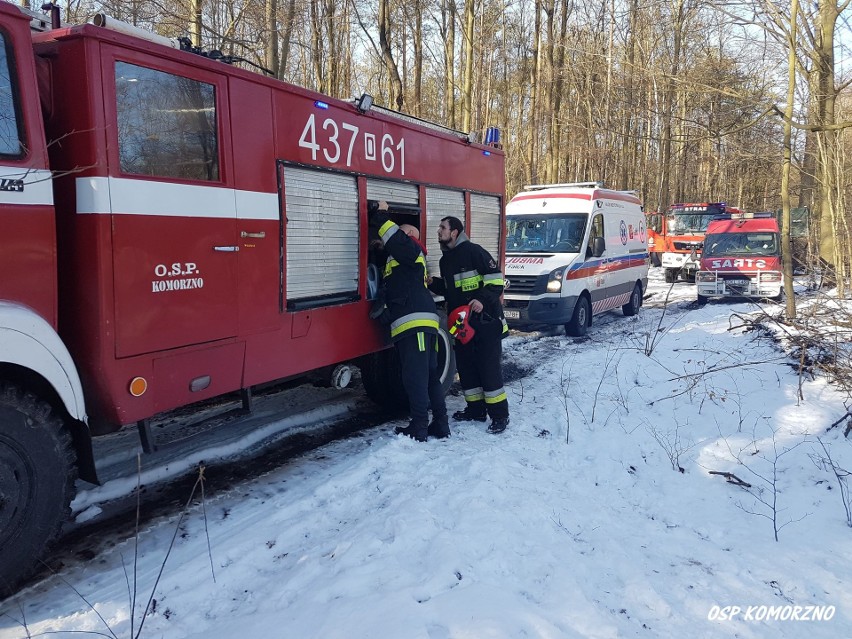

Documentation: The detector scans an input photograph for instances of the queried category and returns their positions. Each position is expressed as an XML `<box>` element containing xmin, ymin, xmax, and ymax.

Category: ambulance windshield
<box><xmin>506</xmin><ymin>214</ymin><xmax>587</xmax><ymax>253</ymax></box>
<box><xmin>703</xmin><ymin>232</ymin><xmax>779</xmax><ymax>257</ymax></box>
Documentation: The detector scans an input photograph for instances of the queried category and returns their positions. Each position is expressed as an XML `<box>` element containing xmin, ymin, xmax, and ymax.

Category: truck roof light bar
<box><xmin>524</xmin><ymin>181</ymin><xmax>604</xmax><ymax>191</ymax></box>
<box><xmin>92</xmin><ymin>13</ymin><xmax>180</xmax><ymax>49</ymax></box>
<box><xmin>358</xmin><ymin>101</ymin><xmax>471</xmax><ymax>141</ymax></box>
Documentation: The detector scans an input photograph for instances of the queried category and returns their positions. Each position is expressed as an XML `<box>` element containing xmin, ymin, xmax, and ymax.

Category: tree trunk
<box><xmin>781</xmin><ymin>0</ymin><xmax>799</xmax><ymax>318</ymax></box>
<box><xmin>461</xmin><ymin>0</ymin><xmax>475</xmax><ymax>131</ymax></box>
<box><xmin>379</xmin><ymin>0</ymin><xmax>404</xmax><ymax>109</ymax></box>
<box><xmin>189</xmin><ymin>0</ymin><xmax>204</xmax><ymax>47</ymax></box>
<box><xmin>265</xmin><ymin>0</ymin><xmax>279</xmax><ymax>78</ymax></box>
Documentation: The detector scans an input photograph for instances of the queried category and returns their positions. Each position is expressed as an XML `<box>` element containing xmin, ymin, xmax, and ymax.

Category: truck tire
<box><xmin>360</xmin><ymin>311</ymin><xmax>456</xmax><ymax>411</ymax></box>
<box><xmin>622</xmin><ymin>283</ymin><xmax>642</xmax><ymax>316</ymax></box>
<box><xmin>565</xmin><ymin>295</ymin><xmax>591</xmax><ymax>337</ymax></box>
<box><xmin>664</xmin><ymin>268</ymin><xmax>677</xmax><ymax>283</ymax></box>
<box><xmin>650</xmin><ymin>253</ymin><xmax>662</xmax><ymax>267</ymax></box>
<box><xmin>0</xmin><ymin>383</ymin><xmax>77</xmax><ymax>595</ymax></box>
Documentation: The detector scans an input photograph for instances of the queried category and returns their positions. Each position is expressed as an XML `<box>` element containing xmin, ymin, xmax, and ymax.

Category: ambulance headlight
<box><xmin>546</xmin><ymin>269</ymin><xmax>563</xmax><ymax>292</ymax></box>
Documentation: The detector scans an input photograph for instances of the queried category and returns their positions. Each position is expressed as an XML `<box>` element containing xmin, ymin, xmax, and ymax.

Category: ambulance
<box><xmin>503</xmin><ymin>183</ymin><xmax>649</xmax><ymax>336</ymax></box>
<box><xmin>696</xmin><ymin>212</ymin><xmax>782</xmax><ymax>302</ymax></box>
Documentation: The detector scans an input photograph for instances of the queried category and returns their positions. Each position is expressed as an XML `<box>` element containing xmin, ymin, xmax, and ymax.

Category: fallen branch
<box><xmin>709</xmin><ymin>470</ymin><xmax>752</xmax><ymax>488</ymax></box>
<box><xmin>827</xmin><ymin>410</ymin><xmax>852</xmax><ymax>432</ymax></box>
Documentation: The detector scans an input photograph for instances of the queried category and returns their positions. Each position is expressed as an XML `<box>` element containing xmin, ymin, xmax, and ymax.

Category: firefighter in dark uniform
<box><xmin>431</xmin><ymin>216</ymin><xmax>510</xmax><ymax>434</ymax></box>
<box><xmin>370</xmin><ymin>201</ymin><xmax>449</xmax><ymax>442</ymax></box>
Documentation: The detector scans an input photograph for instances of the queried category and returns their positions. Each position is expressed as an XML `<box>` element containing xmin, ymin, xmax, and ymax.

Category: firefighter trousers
<box><xmin>396</xmin><ymin>331</ymin><xmax>448</xmax><ymax>431</ymax></box>
<box><xmin>455</xmin><ymin>330</ymin><xmax>509</xmax><ymax>420</ymax></box>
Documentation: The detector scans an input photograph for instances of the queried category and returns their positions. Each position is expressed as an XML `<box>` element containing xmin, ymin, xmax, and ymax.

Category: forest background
<box><xmin>23</xmin><ymin>0</ymin><xmax>852</xmax><ymax>288</ymax></box>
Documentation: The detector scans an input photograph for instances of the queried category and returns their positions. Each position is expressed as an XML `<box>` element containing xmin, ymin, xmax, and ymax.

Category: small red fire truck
<box><xmin>695</xmin><ymin>213</ymin><xmax>782</xmax><ymax>303</ymax></box>
<box><xmin>0</xmin><ymin>2</ymin><xmax>505</xmax><ymax>590</ymax></box>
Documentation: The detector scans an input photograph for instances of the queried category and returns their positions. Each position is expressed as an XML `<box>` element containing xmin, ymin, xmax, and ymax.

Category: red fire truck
<box><xmin>0</xmin><ymin>2</ymin><xmax>505</xmax><ymax>590</ymax></box>
<box><xmin>660</xmin><ymin>202</ymin><xmax>740</xmax><ymax>283</ymax></box>
<box><xmin>696</xmin><ymin>212</ymin><xmax>782</xmax><ymax>303</ymax></box>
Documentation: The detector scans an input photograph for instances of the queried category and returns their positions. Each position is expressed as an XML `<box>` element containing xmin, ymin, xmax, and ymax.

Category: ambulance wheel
<box><xmin>565</xmin><ymin>296</ymin><xmax>590</xmax><ymax>337</ymax></box>
<box><xmin>0</xmin><ymin>383</ymin><xmax>77</xmax><ymax>595</ymax></box>
<box><xmin>622</xmin><ymin>283</ymin><xmax>642</xmax><ymax>316</ymax></box>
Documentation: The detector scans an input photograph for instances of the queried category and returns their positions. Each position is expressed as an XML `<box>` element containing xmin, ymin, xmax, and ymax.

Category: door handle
<box><xmin>240</xmin><ymin>231</ymin><xmax>266</xmax><ymax>239</ymax></box>
<box><xmin>213</xmin><ymin>246</ymin><xmax>240</xmax><ymax>252</ymax></box>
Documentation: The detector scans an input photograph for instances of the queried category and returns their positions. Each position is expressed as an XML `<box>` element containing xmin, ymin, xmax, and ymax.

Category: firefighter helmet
<box><xmin>448</xmin><ymin>305</ymin><xmax>475</xmax><ymax>344</ymax></box>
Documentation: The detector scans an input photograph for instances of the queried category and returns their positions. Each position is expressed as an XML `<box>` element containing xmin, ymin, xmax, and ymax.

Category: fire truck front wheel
<box><xmin>0</xmin><ymin>383</ymin><xmax>77</xmax><ymax>595</ymax></box>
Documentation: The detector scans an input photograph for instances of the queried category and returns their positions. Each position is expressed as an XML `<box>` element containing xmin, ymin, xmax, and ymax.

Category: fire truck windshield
<box><xmin>506</xmin><ymin>214</ymin><xmax>587</xmax><ymax>253</ymax></box>
<box><xmin>0</xmin><ymin>33</ymin><xmax>23</xmax><ymax>156</ymax></box>
<box><xmin>704</xmin><ymin>232</ymin><xmax>779</xmax><ymax>257</ymax></box>
<box><xmin>665</xmin><ymin>205</ymin><xmax>725</xmax><ymax>234</ymax></box>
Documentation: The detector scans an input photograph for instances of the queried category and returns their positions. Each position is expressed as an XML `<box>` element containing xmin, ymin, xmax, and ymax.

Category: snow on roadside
<box><xmin>2</xmin><ymin>274</ymin><xmax>851</xmax><ymax>639</ymax></box>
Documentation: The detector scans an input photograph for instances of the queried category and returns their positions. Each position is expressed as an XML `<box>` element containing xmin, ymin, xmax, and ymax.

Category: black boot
<box><xmin>452</xmin><ymin>407</ymin><xmax>487</xmax><ymax>422</ymax></box>
<box><xmin>428</xmin><ymin>416</ymin><xmax>451</xmax><ymax>439</ymax></box>
<box><xmin>487</xmin><ymin>416</ymin><xmax>509</xmax><ymax>434</ymax></box>
<box><xmin>394</xmin><ymin>421</ymin><xmax>427</xmax><ymax>442</ymax></box>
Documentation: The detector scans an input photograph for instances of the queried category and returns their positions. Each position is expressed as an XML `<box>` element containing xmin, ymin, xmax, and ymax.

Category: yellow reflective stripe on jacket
<box><xmin>384</xmin><ymin>254</ymin><xmax>429</xmax><ymax>285</ymax></box>
<box><xmin>453</xmin><ymin>269</ymin><xmax>482</xmax><ymax>292</ymax></box>
<box><xmin>379</xmin><ymin>220</ymin><xmax>398</xmax><ymax>243</ymax></box>
<box><xmin>482</xmin><ymin>273</ymin><xmax>505</xmax><ymax>287</ymax></box>
<box><xmin>417</xmin><ymin>332</ymin><xmax>425</xmax><ymax>351</ymax></box>
<box><xmin>484</xmin><ymin>388</ymin><xmax>507</xmax><ymax>404</ymax></box>
<box><xmin>389</xmin><ymin>312</ymin><xmax>440</xmax><ymax>338</ymax></box>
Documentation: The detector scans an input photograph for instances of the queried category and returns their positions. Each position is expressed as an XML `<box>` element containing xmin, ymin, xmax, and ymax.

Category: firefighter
<box><xmin>431</xmin><ymin>216</ymin><xmax>510</xmax><ymax>434</ymax></box>
<box><xmin>370</xmin><ymin>201</ymin><xmax>450</xmax><ymax>442</ymax></box>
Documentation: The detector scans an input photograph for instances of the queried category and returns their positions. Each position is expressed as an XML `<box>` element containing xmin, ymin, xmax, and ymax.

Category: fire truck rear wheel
<box><xmin>0</xmin><ymin>383</ymin><xmax>77</xmax><ymax>595</ymax></box>
<box><xmin>664</xmin><ymin>268</ymin><xmax>677</xmax><ymax>283</ymax></box>
<box><xmin>360</xmin><ymin>311</ymin><xmax>457</xmax><ymax>411</ymax></box>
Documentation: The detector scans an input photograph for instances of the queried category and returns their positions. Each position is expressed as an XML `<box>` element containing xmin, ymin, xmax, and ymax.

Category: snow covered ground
<box><xmin>2</xmin><ymin>269</ymin><xmax>851</xmax><ymax>639</ymax></box>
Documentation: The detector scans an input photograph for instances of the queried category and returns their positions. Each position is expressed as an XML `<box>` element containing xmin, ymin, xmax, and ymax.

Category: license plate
<box><xmin>504</xmin><ymin>309</ymin><xmax>520</xmax><ymax>319</ymax></box>
<box><xmin>726</xmin><ymin>280</ymin><xmax>751</xmax><ymax>286</ymax></box>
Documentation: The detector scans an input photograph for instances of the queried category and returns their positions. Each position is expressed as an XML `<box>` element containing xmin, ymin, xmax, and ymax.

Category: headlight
<box><xmin>546</xmin><ymin>269</ymin><xmax>563</xmax><ymax>292</ymax></box>
<box><xmin>696</xmin><ymin>271</ymin><xmax>716</xmax><ymax>282</ymax></box>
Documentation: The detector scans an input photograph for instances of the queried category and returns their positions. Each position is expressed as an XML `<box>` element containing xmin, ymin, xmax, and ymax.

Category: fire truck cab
<box><xmin>0</xmin><ymin>1</ymin><xmax>505</xmax><ymax>591</ymax></box>
<box><xmin>696</xmin><ymin>212</ymin><xmax>782</xmax><ymax>302</ymax></box>
<box><xmin>661</xmin><ymin>202</ymin><xmax>740</xmax><ymax>283</ymax></box>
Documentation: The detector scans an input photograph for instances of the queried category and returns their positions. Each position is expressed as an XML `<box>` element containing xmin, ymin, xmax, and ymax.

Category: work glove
<box><xmin>368</xmin><ymin>200</ymin><xmax>390</xmax><ymax>227</ymax></box>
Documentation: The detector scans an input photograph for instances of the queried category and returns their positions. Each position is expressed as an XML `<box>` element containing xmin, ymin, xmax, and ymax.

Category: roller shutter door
<box><xmin>424</xmin><ymin>187</ymin><xmax>465</xmax><ymax>278</ymax></box>
<box><xmin>284</xmin><ymin>166</ymin><xmax>359</xmax><ymax>306</ymax></box>
<box><xmin>365</xmin><ymin>179</ymin><xmax>419</xmax><ymax>206</ymax></box>
<box><xmin>470</xmin><ymin>193</ymin><xmax>502</xmax><ymax>261</ymax></box>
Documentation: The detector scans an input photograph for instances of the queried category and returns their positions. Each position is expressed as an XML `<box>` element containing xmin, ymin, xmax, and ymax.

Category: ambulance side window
<box><xmin>115</xmin><ymin>62</ymin><xmax>219</xmax><ymax>181</ymax></box>
<box><xmin>0</xmin><ymin>31</ymin><xmax>23</xmax><ymax>157</ymax></box>
<box><xmin>587</xmin><ymin>213</ymin><xmax>604</xmax><ymax>257</ymax></box>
